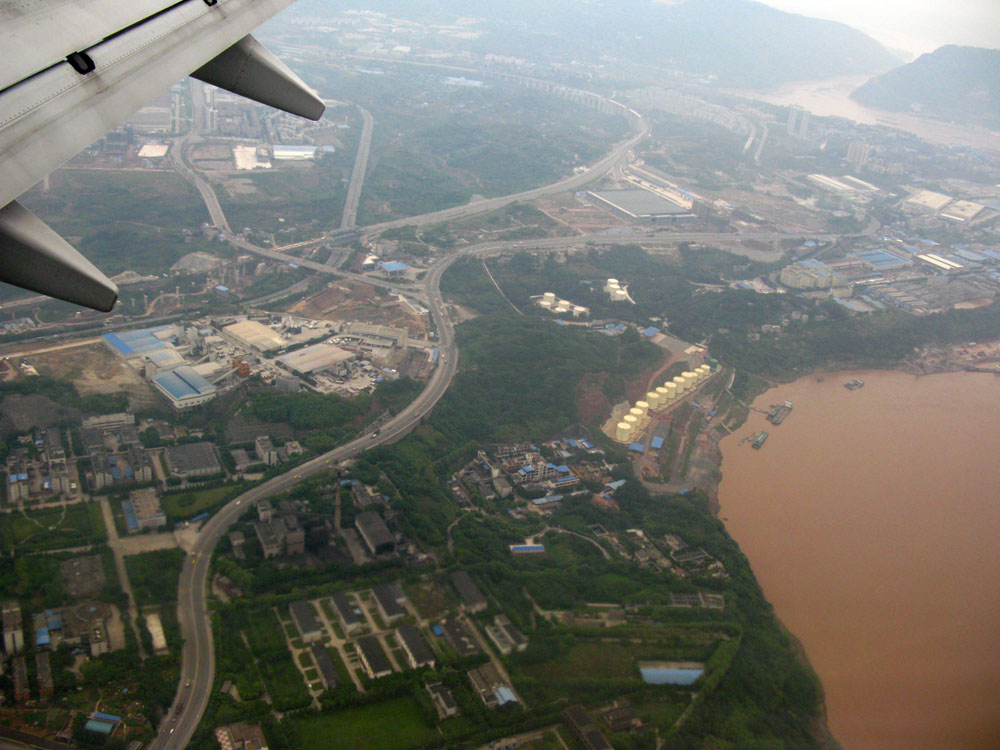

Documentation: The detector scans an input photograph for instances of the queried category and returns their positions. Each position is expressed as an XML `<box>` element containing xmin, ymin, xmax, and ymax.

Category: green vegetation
<box><xmin>291</xmin><ymin>696</ymin><xmax>436</xmax><ymax>750</ymax></box>
<box><xmin>162</xmin><ymin>484</ymin><xmax>245</xmax><ymax>521</ymax></box>
<box><xmin>242</xmin><ymin>608</ymin><xmax>312</xmax><ymax>712</ymax></box>
<box><xmin>217</xmin><ymin>137</ymin><xmax>357</xmax><ymax>236</ymax></box>
<box><xmin>446</xmin><ymin>243</ymin><xmax>1000</xmax><ymax>381</ymax></box>
<box><xmin>346</xmin><ymin>300</ymin><xmax>821</xmax><ymax>746</ymax></box>
<box><xmin>296</xmin><ymin>65</ymin><xmax>626</xmax><ymax>227</ymax></box>
<box><xmin>0</xmin><ymin>502</ymin><xmax>107</xmax><ymax>553</ymax></box>
<box><xmin>355</xmin><ymin>317</ymin><xmax>656</xmax><ymax>546</ymax></box>
<box><xmin>22</xmin><ymin>169</ymin><xmax>216</xmax><ymax>276</ymax></box>
<box><xmin>125</xmin><ymin>548</ymin><xmax>185</xmax><ymax>606</ymax></box>
<box><xmin>0</xmin><ymin>377</ymin><xmax>129</xmax><ymax>416</ymax></box>
<box><xmin>248</xmin><ymin>378</ymin><xmax>422</xmax><ymax>452</ymax></box>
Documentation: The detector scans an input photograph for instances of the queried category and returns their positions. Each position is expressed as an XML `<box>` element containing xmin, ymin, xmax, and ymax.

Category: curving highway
<box><xmin>153</xmin><ymin>66</ymin><xmax>840</xmax><ymax>746</ymax></box>
<box><xmin>155</xmin><ymin>250</ymin><xmax>459</xmax><ymax>748</ymax></box>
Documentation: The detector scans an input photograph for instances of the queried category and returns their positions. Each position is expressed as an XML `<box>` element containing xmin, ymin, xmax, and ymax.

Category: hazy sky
<box><xmin>754</xmin><ymin>0</ymin><xmax>1000</xmax><ymax>55</ymax></box>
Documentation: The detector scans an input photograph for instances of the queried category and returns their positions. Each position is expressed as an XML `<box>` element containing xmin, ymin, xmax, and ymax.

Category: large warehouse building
<box><xmin>589</xmin><ymin>189</ymin><xmax>694</xmax><ymax>222</ymax></box>
<box><xmin>277</xmin><ymin>343</ymin><xmax>354</xmax><ymax>374</ymax></box>
<box><xmin>222</xmin><ymin>320</ymin><xmax>286</xmax><ymax>352</ymax></box>
<box><xmin>152</xmin><ymin>366</ymin><xmax>217</xmax><ymax>410</ymax></box>
<box><xmin>103</xmin><ymin>326</ymin><xmax>173</xmax><ymax>360</ymax></box>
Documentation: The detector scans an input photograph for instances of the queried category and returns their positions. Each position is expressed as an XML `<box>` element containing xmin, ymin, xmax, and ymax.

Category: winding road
<box><xmin>153</xmin><ymin>71</ymin><xmax>649</xmax><ymax>746</ymax></box>
<box><xmin>151</xmin><ymin>70</ymin><xmax>835</xmax><ymax>747</ymax></box>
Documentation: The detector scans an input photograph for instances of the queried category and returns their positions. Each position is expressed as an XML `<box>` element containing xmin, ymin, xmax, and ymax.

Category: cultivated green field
<box><xmin>162</xmin><ymin>484</ymin><xmax>242</xmax><ymax>520</ymax></box>
<box><xmin>292</xmin><ymin>696</ymin><xmax>436</xmax><ymax>750</ymax></box>
<box><xmin>0</xmin><ymin>502</ymin><xmax>107</xmax><ymax>553</ymax></box>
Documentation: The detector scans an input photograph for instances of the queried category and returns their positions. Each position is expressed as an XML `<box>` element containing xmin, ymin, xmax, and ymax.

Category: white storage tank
<box><xmin>697</xmin><ymin>364</ymin><xmax>711</xmax><ymax>379</ymax></box>
<box><xmin>682</xmin><ymin>371</ymin><xmax>697</xmax><ymax>389</ymax></box>
<box><xmin>656</xmin><ymin>386</ymin><xmax>671</xmax><ymax>404</ymax></box>
<box><xmin>539</xmin><ymin>299</ymin><xmax>553</xmax><ymax>310</ymax></box>
<box><xmin>615</xmin><ymin>422</ymin><xmax>632</xmax><ymax>442</ymax></box>
<box><xmin>646</xmin><ymin>391</ymin><xmax>661</xmax><ymax>409</ymax></box>
<box><xmin>672</xmin><ymin>375</ymin><xmax>687</xmax><ymax>393</ymax></box>
<box><xmin>629</xmin><ymin>407</ymin><xmax>644</xmax><ymax>419</ymax></box>
<box><xmin>635</xmin><ymin>400</ymin><xmax>649</xmax><ymax>415</ymax></box>
<box><xmin>606</xmin><ymin>278</ymin><xmax>619</xmax><ymax>290</ymax></box>
<box><xmin>573</xmin><ymin>306</ymin><xmax>587</xmax><ymax>317</ymax></box>
<box><xmin>612</xmin><ymin>288</ymin><xmax>628</xmax><ymax>301</ymax></box>
<box><xmin>623</xmin><ymin>414</ymin><xmax>638</xmax><ymax>426</ymax></box>
<box><xmin>543</xmin><ymin>291</ymin><xmax>556</xmax><ymax>303</ymax></box>
<box><xmin>554</xmin><ymin>304</ymin><xmax>569</xmax><ymax>314</ymax></box>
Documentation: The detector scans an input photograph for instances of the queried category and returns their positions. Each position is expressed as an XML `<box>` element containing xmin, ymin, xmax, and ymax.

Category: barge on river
<box><xmin>767</xmin><ymin>401</ymin><xmax>793</xmax><ymax>425</ymax></box>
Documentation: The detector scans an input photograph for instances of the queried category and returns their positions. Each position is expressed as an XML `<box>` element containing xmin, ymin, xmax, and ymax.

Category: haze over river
<box><xmin>718</xmin><ymin>371</ymin><xmax>1000</xmax><ymax>749</ymax></box>
<box><xmin>733</xmin><ymin>76</ymin><xmax>1000</xmax><ymax>153</ymax></box>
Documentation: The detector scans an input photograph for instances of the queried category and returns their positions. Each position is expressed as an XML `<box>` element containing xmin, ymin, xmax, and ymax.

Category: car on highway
<box><xmin>176</xmin><ymin>702</ymin><xmax>184</xmax><ymax>714</ymax></box>
<box><xmin>371</xmin><ymin>430</ymin><xmax>380</xmax><ymax>438</ymax></box>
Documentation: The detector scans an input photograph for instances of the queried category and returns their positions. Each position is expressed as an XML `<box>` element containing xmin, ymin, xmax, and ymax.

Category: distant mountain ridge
<box><xmin>850</xmin><ymin>45</ymin><xmax>1000</xmax><ymax>127</ymax></box>
<box><xmin>294</xmin><ymin>0</ymin><xmax>900</xmax><ymax>88</ymax></box>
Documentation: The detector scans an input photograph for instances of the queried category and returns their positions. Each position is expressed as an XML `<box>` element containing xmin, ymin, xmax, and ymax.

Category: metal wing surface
<box><xmin>0</xmin><ymin>0</ymin><xmax>323</xmax><ymax>310</ymax></box>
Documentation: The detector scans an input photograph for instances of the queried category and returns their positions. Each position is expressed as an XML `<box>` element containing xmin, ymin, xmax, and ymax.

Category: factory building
<box><xmin>92</xmin><ymin>446</ymin><xmax>153</xmax><ymax>489</ymax></box>
<box><xmin>372</xmin><ymin>583</ymin><xmax>407</xmax><ymax>624</ymax></box>
<box><xmin>379</xmin><ymin>261</ymin><xmax>410</xmax><ymax>279</ymax></box>
<box><xmin>102</xmin><ymin>326</ymin><xmax>173</xmax><ymax>360</ymax></box>
<box><xmin>396</xmin><ymin>624</ymin><xmax>435</xmax><ymax>669</ymax></box>
<box><xmin>330</xmin><ymin>592</ymin><xmax>364</xmax><ymax>634</ymax></box>
<box><xmin>152</xmin><ymin>366</ymin><xmax>217</xmax><ymax>410</ymax></box>
<box><xmin>289</xmin><ymin>601</ymin><xmax>324</xmax><ymax>644</ymax></box>
<box><xmin>272</xmin><ymin>144</ymin><xmax>317</xmax><ymax>160</ymax></box>
<box><xmin>311</xmin><ymin>644</ymin><xmax>340</xmax><ymax>689</ymax></box>
<box><xmin>450</xmin><ymin>571</ymin><xmax>487</xmax><ymax>613</ymax></box>
<box><xmin>3</xmin><ymin>602</ymin><xmax>23</xmax><ymax>654</ymax></box>
<box><xmin>589</xmin><ymin>189</ymin><xmax>694</xmax><ymax>222</ymax></box>
<box><xmin>343</xmin><ymin>322</ymin><xmax>407</xmax><ymax>350</ymax></box>
<box><xmin>122</xmin><ymin>488</ymin><xmax>166</xmax><ymax>533</ymax></box>
<box><xmin>164</xmin><ymin>442</ymin><xmax>221</xmax><ymax>478</ymax></box>
<box><xmin>277</xmin><ymin>342</ymin><xmax>354</xmax><ymax>375</ymax></box>
<box><xmin>355</xmin><ymin>510</ymin><xmax>395</xmax><ymax>556</ymax></box>
<box><xmin>254</xmin><ymin>515</ymin><xmax>305</xmax><ymax>558</ymax></box>
<box><xmin>222</xmin><ymin>319</ymin><xmax>287</xmax><ymax>353</ymax></box>
<box><xmin>356</xmin><ymin>635</ymin><xmax>394</xmax><ymax>679</ymax></box>
<box><xmin>779</xmin><ymin>259</ymin><xmax>847</xmax><ymax>290</ymax></box>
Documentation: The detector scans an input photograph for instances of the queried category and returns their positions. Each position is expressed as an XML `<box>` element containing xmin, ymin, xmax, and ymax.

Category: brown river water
<box><xmin>717</xmin><ymin>370</ymin><xmax>1000</xmax><ymax>749</ymax></box>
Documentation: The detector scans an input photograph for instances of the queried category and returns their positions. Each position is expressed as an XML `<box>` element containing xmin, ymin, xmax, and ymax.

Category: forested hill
<box><xmin>850</xmin><ymin>45</ymin><xmax>1000</xmax><ymax>128</ymax></box>
<box><xmin>290</xmin><ymin>0</ymin><xmax>899</xmax><ymax>88</ymax></box>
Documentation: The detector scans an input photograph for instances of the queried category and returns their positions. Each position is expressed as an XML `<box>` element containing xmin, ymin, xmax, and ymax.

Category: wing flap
<box><xmin>0</xmin><ymin>201</ymin><xmax>118</xmax><ymax>312</ymax></box>
<box><xmin>193</xmin><ymin>34</ymin><xmax>324</xmax><ymax>121</ymax></box>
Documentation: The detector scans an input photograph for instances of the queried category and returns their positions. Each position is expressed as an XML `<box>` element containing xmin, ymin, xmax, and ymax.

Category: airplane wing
<box><xmin>0</xmin><ymin>0</ymin><xmax>324</xmax><ymax>311</ymax></box>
